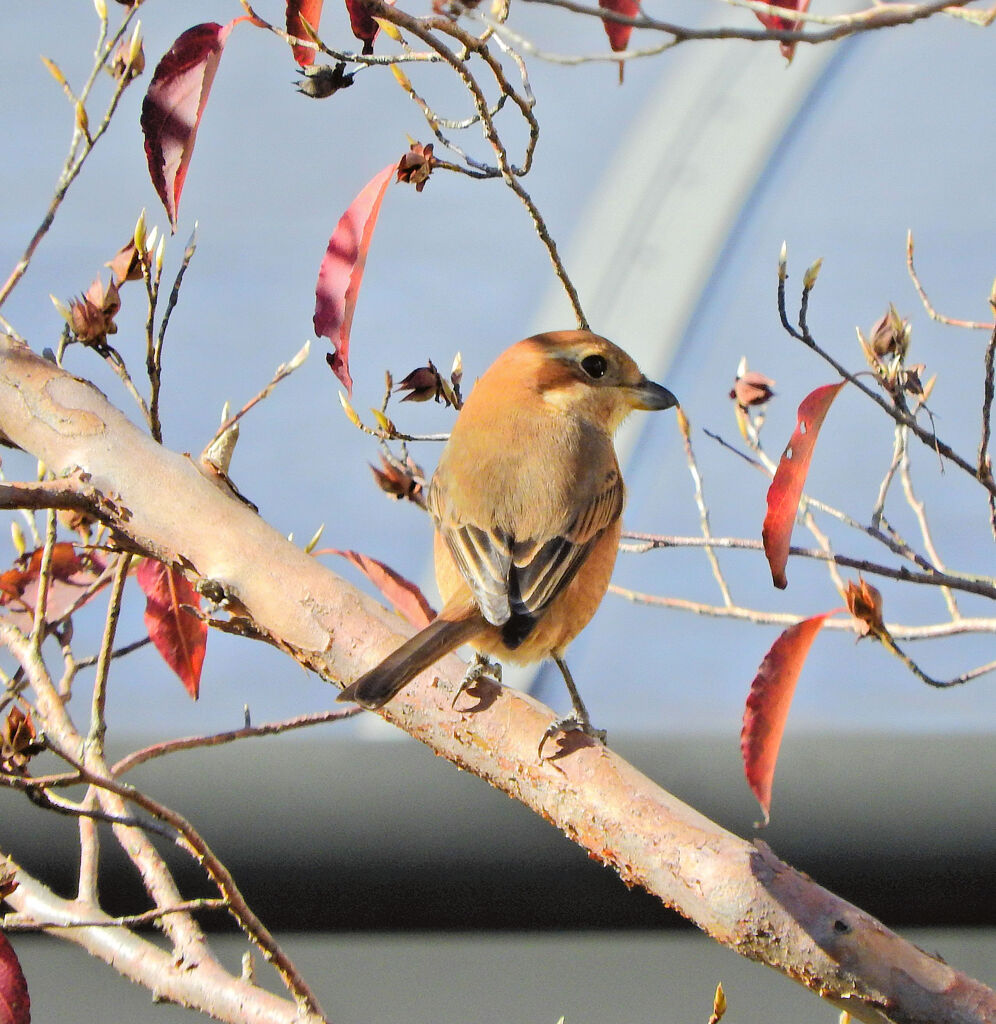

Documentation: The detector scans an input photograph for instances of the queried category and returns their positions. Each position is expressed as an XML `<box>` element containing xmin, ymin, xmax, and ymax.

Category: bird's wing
<box><xmin>507</xmin><ymin>471</ymin><xmax>623</xmax><ymax>622</ymax></box>
<box><xmin>429</xmin><ymin>469</ymin><xmax>624</xmax><ymax>639</ymax></box>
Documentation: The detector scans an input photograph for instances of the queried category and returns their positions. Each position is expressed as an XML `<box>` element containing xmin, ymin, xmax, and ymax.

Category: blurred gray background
<box><xmin>1</xmin><ymin>1</ymin><xmax>993</xmax><ymax>1020</ymax></box>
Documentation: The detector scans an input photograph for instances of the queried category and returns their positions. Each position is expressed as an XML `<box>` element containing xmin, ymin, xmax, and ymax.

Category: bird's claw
<box><xmin>537</xmin><ymin>713</ymin><xmax>607</xmax><ymax>759</ymax></box>
<box><xmin>451</xmin><ymin>653</ymin><xmax>502</xmax><ymax>708</ymax></box>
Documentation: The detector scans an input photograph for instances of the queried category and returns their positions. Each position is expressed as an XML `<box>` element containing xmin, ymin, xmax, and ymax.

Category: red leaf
<box><xmin>0</xmin><ymin>544</ymin><xmax>107</xmax><ymax>631</ymax></box>
<box><xmin>752</xmin><ymin>0</ymin><xmax>811</xmax><ymax>60</ymax></box>
<box><xmin>286</xmin><ymin>0</ymin><xmax>324</xmax><ymax>66</ymax></box>
<box><xmin>141</xmin><ymin>20</ymin><xmax>241</xmax><ymax>230</ymax></box>
<box><xmin>741</xmin><ymin>611</ymin><xmax>836</xmax><ymax>824</ymax></box>
<box><xmin>313</xmin><ymin>163</ymin><xmax>395</xmax><ymax>394</ymax></box>
<box><xmin>325</xmin><ymin>549</ymin><xmax>435</xmax><ymax>629</ymax></box>
<box><xmin>598</xmin><ymin>0</ymin><xmax>639</xmax><ymax>53</ymax></box>
<box><xmin>0</xmin><ymin>932</ymin><xmax>30</xmax><ymax>1024</ymax></box>
<box><xmin>135</xmin><ymin>558</ymin><xmax>207</xmax><ymax>699</ymax></box>
<box><xmin>345</xmin><ymin>0</ymin><xmax>379</xmax><ymax>54</ymax></box>
<box><xmin>762</xmin><ymin>381</ymin><xmax>846</xmax><ymax>589</ymax></box>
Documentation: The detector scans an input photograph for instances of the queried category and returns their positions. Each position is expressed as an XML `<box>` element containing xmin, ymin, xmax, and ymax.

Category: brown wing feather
<box><xmin>508</xmin><ymin>473</ymin><xmax>623</xmax><ymax>621</ymax></box>
<box><xmin>429</xmin><ymin>467</ymin><xmax>624</xmax><ymax>638</ymax></box>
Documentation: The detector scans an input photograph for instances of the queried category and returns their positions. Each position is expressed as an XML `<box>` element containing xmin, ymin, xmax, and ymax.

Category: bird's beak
<box><xmin>630</xmin><ymin>378</ymin><xmax>678</xmax><ymax>411</ymax></box>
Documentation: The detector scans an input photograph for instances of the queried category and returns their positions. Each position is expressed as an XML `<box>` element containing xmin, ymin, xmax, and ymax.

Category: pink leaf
<box><xmin>325</xmin><ymin>549</ymin><xmax>435</xmax><ymax>629</ymax></box>
<box><xmin>286</xmin><ymin>0</ymin><xmax>324</xmax><ymax>66</ymax></box>
<box><xmin>762</xmin><ymin>381</ymin><xmax>846</xmax><ymax>589</ymax></box>
<box><xmin>141</xmin><ymin>20</ymin><xmax>242</xmax><ymax>230</ymax></box>
<box><xmin>0</xmin><ymin>932</ymin><xmax>30</xmax><ymax>1024</ymax></box>
<box><xmin>313</xmin><ymin>163</ymin><xmax>395</xmax><ymax>394</ymax></box>
<box><xmin>741</xmin><ymin>611</ymin><xmax>837</xmax><ymax>825</ymax></box>
<box><xmin>135</xmin><ymin>558</ymin><xmax>207</xmax><ymax>699</ymax></box>
<box><xmin>752</xmin><ymin>0</ymin><xmax>811</xmax><ymax>61</ymax></box>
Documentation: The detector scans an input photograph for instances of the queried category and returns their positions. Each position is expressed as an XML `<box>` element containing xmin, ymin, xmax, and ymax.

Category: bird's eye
<box><xmin>580</xmin><ymin>354</ymin><xmax>608</xmax><ymax>379</ymax></box>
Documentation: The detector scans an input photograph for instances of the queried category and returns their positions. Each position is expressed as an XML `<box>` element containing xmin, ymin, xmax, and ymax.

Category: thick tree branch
<box><xmin>0</xmin><ymin>333</ymin><xmax>993</xmax><ymax>1024</ymax></box>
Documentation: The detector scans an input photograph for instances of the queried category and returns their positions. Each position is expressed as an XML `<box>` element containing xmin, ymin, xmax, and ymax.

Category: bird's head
<box><xmin>521</xmin><ymin>330</ymin><xmax>678</xmax><ymax>433</ymax></box>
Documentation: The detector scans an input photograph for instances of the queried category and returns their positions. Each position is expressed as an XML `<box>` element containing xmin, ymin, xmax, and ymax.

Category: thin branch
<box><xmin>87</xmin><ymin>552</ymin><xmax>131</xmax><ymax>753</ymax></box>
<box><xmin>899</xmin><ymin>447</ymin><xmax>960</xmax><ymax>620</ymax></box>
<box><xmin>870</xmin><ymin>422</ymin><xmax>906</xmax><ymax>529</ymax></box>
<box><xmin>979</xmin><ymin>319</ymin><xmax>996</xmax><ymax>520</ymax></box>
<box><xmin>677</xmin><ymin>411</ymin><xmax>733</xmax><ymax>606</ymax></box>
<box><xmin>620</xmin><ymin>531</ymin><xmax>996</xmax><ymax>600</ymax></box>
<box><xmin>607</xmin><ymin>584</ymin><xmax>995</xmax><ymax>641</ymax></box>
<box><xmin>29</xmin><ymin>509</ymin><xmax>59</xmax><ymax>652</ymax></box>
<box><xmin>370</xmin><ymin>1</ymin><xmax>588</xmax><ymax>329</ymax></box>
<box><xmin>906</xmin><ymin>230</ymin><xmax>995</xmax><ymax>330</ymax></box>
<box><xmin>778</xmin><ymin>258</ymin><xmax>996</xmax><ymax>496</ymax></box>
<box><xmin>204</xmin><ymin>341</ymin><xmax>310</xmax><ymax>456</ymax></box>
<box><xmin>3</xmin><ymin>898</ymin><xmax>228</xmax><ymax>933</ymax></box>
<box><xmin>519</xmin><ymin>0</ymin><xmax>980</xmax><ymax>49</ymax></box>
<box><xmin>69</xmin><ymin>762</ymin><xmax>327</xmax><ymax>1021</ymax></box>
<box><xmin>112</xmin><ymin>707</ymin><xmax>362</xmax><ymax>776</ymax></box>
<box><xmin>0</xmin><ymin>8</ymin><xmax>140</xmax><ymax>308</ymax></box>
<box><xmin>877</xmin><ymin>632</ymin><xmax>996</xmax><ymax>688</ymax></box>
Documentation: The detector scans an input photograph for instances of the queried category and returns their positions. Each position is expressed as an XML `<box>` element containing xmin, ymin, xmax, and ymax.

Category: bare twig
<box><xmin>778</xmin><ymin>255</ymin><xmax>996</xmax><ymax>497</ymax></box>
<box><xmin>871</xmin><ymin>423</ymin><xmax>906</xmax><ymax>529</ymax></box>
<box><xmin>620</xmin><ymin>531</ymin><xmax>996</xmax><ymax>600</ymax></box>
<box><xmin>29</xmin><ymin>509</ymin><xmax>59</xmax><ymax>652</ymax></box>
<box><xmin>3</xmin><ymin>898</ymin><xmax>228</xmax><ymax>933</ymax></box>
<box><xmin>677</xmin><ymin>410</ymin><xmax>732</xmax><ymax>605</ymax></box>
<box><xmin>0</xmin><ymin>8</ymin><xmax>140</xmax><ymax>308</ymax></box>
<box><xmin>906</xmin><ymin>230</ymin><xmax>995</xmax><ymax>330</ymax></box>
<box><xmin>899</xmin><ymin>448</ymin><xmax>960</xmax><ymax>620</ymax></box>
<box><xmin>70</xmin><ymin>761</ymin><xmax>328</xmax><ymax>1020</ymax></box>
<box><xmin>204</xmin><ymin>341</ymin><xmax>311</xmax><ymax>455</ymax></box>
<box><xmin>608</xmin><ymin>584</ymin><xmax>995</xmax><ymax>642</ymax></box>
<box><xmin>519</xmin><ymin>0</ymin><xmax>981</xmax><ymax>50</ymax></box>
<box><xmin>87</xmin><ymin>552</ymin><xmax>131</xmax><ymax>753</ymax></box>
<box><xmin>112</xmin><ymin>707</ymin><xmax>362</xmax><ymax>776</ymax></box>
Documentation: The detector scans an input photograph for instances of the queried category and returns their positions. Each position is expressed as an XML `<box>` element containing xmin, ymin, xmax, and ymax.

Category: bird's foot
<box><xmin>537</xmin><ymin>713</ymin><xmax>607</xmax><ymax>759</ymax></box>
<box><xmin>451</xmin><ymin>652</ymin><xmax>503</xmax><ymax>708</ymax></box>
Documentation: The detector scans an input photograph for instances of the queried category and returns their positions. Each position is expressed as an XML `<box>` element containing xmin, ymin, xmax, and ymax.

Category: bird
<box><xmin>338</xmin><ymin>329</ymin><xmax>677</xmax><ymax>753</ymax></box>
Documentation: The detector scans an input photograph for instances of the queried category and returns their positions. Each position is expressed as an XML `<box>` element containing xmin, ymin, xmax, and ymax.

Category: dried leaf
<box><xmin>1</xmin><ymin>707</ymin><xmax>41</xmax><ymax>773</ymax></box>
<box><xmin>286</xmin><ymin>0</ymin><xmax>324</xmax><ymax>66</ymax></box>
<box><xmin>845</xmin><ymin>577</ymin><xmax>886</xmax><ymax>639</ymax></box>
<box><xmin>313</xmin><ymin>163</ymin><xmax>395</xmax><ymax>394</ymax></box>
<box><xmin>110</xmin><ymin>34</ymin><xmax>145</xmax><ymax>81</ymax></box>
<box><xmin>135</xmin><ymin>558</ymin><xmax>207</xmax><ymax>699</ymax></box>
<box><xmin>396</xmin><ymin>142</ymin><xmax>434</xmax><ymax>192</ymax></box>
<box><xmin>141</xmin><ymin>20</ymin><xmax>243</xmax><ymax>230</ymax></box>
<box><xmin>105</xmin><ymin>238</ymin><xmax>143</xmax><ymax>285</ymax></box>
<box><xmin>370</xmin><ymin>452</ymin><xmax>424</xmax><ymax>503</ymax></box>
<box><xmin>63</xmin><ymin>276</ymin><xmax>121</xmax><ymax>344</ymax></box>
<box><xmin>742</xmin><ymin>612</ymin><xmax>835</xmax><ymax>824</ymax></box>
<box><xmin>762</xmin><ymin>382</ymin><xmax>846</xmax><ymax>589</ymax></box>
<box><xmin>867</xmin><ymin>304</ymin><xmax>910</xmax><ymax>359</ymax></box>
<box><xmin>326</xmin><ymin>549</ymin><xmax>434</xmax><ymax>628</ymax></box>
<box><xmin>0</xmin><ymin>543</ymin><xmax>106</xmax><ymax>630</ymax></box>
<box><xmin>396</xmin><ymin>362</ymin><xmax>445</xmax><ymax>403</ymax></box>
<box><xmin>0</xmin><ymin>931</ymin><xmax>30</xmax><ymax>1024</ymax></box>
